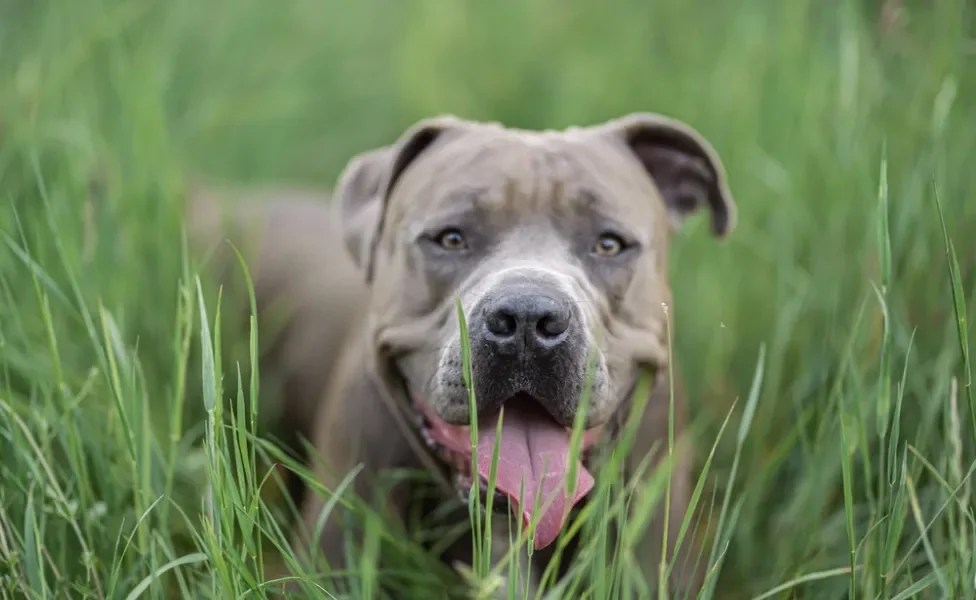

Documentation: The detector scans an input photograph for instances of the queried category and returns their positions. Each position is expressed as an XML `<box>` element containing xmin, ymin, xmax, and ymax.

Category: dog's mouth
<box><xmin>411</xmin><ymin>393</ymin><xmax>602</xmax><ymax>550</ymax></box>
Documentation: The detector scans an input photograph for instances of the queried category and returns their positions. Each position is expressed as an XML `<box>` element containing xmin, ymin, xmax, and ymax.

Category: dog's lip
<box><xmin>410</xmin><ymin>395</ymin><xmax>605</xmax><ymax>454</ymax></box>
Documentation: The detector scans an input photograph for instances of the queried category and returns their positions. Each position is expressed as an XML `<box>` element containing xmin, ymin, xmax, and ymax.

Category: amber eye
<box><xmin>435</xmin><ymin>228</ymin><xmax>468</xmax><ymax>250</ymax></box>
<box><xmin>592</xmin><ymin>233</ymin><xmax>625</xmax><ymax>257</ymax></box>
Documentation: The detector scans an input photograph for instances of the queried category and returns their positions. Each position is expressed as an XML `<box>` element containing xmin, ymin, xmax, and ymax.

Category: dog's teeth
<box><xmin>414</xmin><ymin>417</ymin><xmax>481</xmax><ymax>496</ymax></box>
<box><xmin>420</xmin><ymin>428</ymin><xmax>437</xmax><ymax>449</ymax></box>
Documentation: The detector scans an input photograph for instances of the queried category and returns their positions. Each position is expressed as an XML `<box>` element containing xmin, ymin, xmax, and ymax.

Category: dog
<box><xmin>187</xmin><ymin>112</ymin><xmax>736</xmax><ymax>598</ymax></box>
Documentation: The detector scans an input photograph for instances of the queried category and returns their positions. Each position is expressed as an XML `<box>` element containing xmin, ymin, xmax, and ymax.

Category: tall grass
<box><xmin>1</xmin><ymin>0</ymin><xmax>975</xmax><ymax>598</ymax></box>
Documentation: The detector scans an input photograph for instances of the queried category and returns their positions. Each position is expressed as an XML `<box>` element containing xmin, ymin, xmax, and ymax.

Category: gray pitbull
<box><xmin>188</xmin><ymin>112</ymin><xmax>735</xmax><ymax>597</ymax></box>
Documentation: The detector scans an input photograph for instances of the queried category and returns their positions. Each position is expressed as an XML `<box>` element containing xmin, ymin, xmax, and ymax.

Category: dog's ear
<box><xmin>600</xmin><ymin>113</ymin><xmax>736</xmax><ymax>237</ymax></box>
<box><xmin>335</xmin><ymin>145</ymin><xmax>396</xmax><ymax>272</ymax></box>
<box><xmin>335</xmin><ymin>115</ymin><xmax>466</xmax><ymax>282</ymax></box>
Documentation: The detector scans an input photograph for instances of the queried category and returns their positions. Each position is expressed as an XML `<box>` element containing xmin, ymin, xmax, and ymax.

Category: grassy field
<box><xmin>2</xmin><ymin>0</ymin><xmax>976</xmax><ymax>598</ymax></box>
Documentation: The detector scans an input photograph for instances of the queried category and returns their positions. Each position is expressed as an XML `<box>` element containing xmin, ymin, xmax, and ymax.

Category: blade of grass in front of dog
<box><xmin>608</xmin><ymin>477</ymin><xmax>634</xmax><ymax>600</ymax></box>
<box><xmin>668</xmin><ymin>404</ymin><xmax>736</xmax><ymax>596</ymax></box>
<box><xmin>933</xmin><ymin>165</ymin><xmax>974</xmax><ymax>453</ymax></box>
<box><xmin>704</xmin><ymin>342</ymin><xmax>766</xmax><ymax>599</ymax></box>
<box><xmin>231</xmin><ymin>368</ymin><xmax>257</xmax><ymax>560</ymax></box>
<box><xmin>947</xmin><ymin>376</ymin><xmax>974</xmax><ymax>594</ymax></box>
<box><xmin>10</xmin><ymin>200</ymin><xmax>66</xmax><ymax>395</ymax></box>
<box><xmin>887</xmin><ymin>456</ymin><xmax>976</xmax><ymax>593</ymax></box>
<box><xmin>105</xmin><ymin>495</ymin><xmax>165</xmax><ymax>597</ymax></box>
<box><xmin>196</xmin><ymin>275</ymin><xmax>237</xmax><ymax>595</ymax></box>
<box><xmin>98</xmin><ymin>302</ymin><xmax>150</xmax><ymax>548</ymax></box>
<box><xmin>874</xmin><ymin>151</ymin><xmax>892</xmax><ymax>443</ymax></box>
<box><xmin>525</xmin><ymin>454</ymin><xmax>550</xmax><ymax>559</ymax></box>
<box><xmin>882</xmin><ymin>331</ymin><xmax>915</xmax><ymax>590</ymax></box>
<box><xmin>230</xmin><ymin>240</ymin><xmax>263</xmax><ymax>491</ymax></box>
<box><xmin>482</xmin><ymin>408</ymin><xmax>504</xmax><ymax>582</ymax></box>
<box><xmin>515</xmin><ymin>479</ymin><xmax>529</xmax><ymax>600</ymax></box>
<box><xmin>161</xmin><ymin>260</ymin><xmax>195</xmax><ymax>536</ymax></box>
<box><xmin>4</xmin><ymin>208</ymin><xmax>75</xmax><ymax>316</ymax></box>
<box><xmin>749</xmin><ymin>566</ymin><xmax>859</xmax><ymax>600</ymax></box>
<box><xmin>196</xmin><ymin>276</ymin><xmax>219</xmax><ymax>414</ymax></box>
<box><xmin>357</xmin><ymin>510</ymin><xmax>385</xmax><ymax>600</ymax></box>
<box><xmin>224</xmin><ymin>319</ymin><xmax>260</xmax><ymax>569</ymax></box>
<box><xmin>888</xmin><ymin>572</ymin><xmax>940</xmax><ymax>600</ymax></box>
<box><xmin>662</xmin><ymin>395</ymin><xmax>737</xmax><ymax>594</ymax></box>
<box><xmin>933</xmin><ymin>180</ymin><xmax>976</xmax><ymax>538</ymax></box>
<box><xmin>658</xmin><ymin>303</ymin><xmax>676</xmax><ymax>600</ymax></box>
<box><xmin>591</xmin><ymin>470</ymin><xmax>616</xmax><ymax>600</ymax></box>
<box><xmin>872</xmin><ymin>152</ymin><xmax>894</xmax><ymax>597</ymax></box>
<box><xmin>22</xmin><ymin>485</ymin><xmax>47</xmax><ymax>599</ymax></box>
<box><xmin>304</xmin><ymin>463</ymin><xmax>366</xmax><ymax>588</ymax></box>
<box><xmin>933</xmin><ymin>180</ymin><xmax>976</xmax><ymax>591</ymax></box>
<box><xmin>123</xmin><ymin>553</ymin><xmax>209</xmax><ymax>600</ymax></box>
<box><xmin>254</xmin><ymin>503</ymin><xmax>335</xmax><ymax>598</ymax></box>
<box><xmin>95</xmin><ymin>296</ymin><xmax>137</xmax><ymax>448</ymax></box>
<box><xmin>905</xmin><ymin>473</ymin><xmax>950</xmax><ymax>595</ymax></box>
<box><xmin>882</xmin><ymin>448</ymin><xmax>911</xmax><ymax>590</ymax></box>
<box><xmin>226</xmin><ymin>241</ymin><xmax>264</xmax><ymax>569</ymax></box>
<box><xmin>458</xmin><ymin>329</ymin><xmax>517</xmax><ymax>591</ymax></box>
<box><xmin>455</xmin><ymin>296</ymin><xmax>486</xmax><ymax>577</ymax></box>
<box><xmin>839</xmin><ymin>378</ymin><xmax>858</xmax><ymax>600</ymax></box>
<box><xmin>618</xmin><ymin>450</ymin><xmax>662</xmax><ymax>599</ymax></box>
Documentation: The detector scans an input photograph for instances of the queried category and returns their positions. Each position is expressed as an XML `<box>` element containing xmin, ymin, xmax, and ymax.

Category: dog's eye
<box><xmin>592</xmin><ymin>233</ymin><xmax>626</xmax><ymax>257</ymax></box>
<box><xmin>434</xmin><ymin>228</ymin><xmax>468</xmax><ymax>251</ymax></box>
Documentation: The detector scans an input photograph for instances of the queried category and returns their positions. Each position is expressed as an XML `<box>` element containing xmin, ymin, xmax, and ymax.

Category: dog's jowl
<box><xmin>189</xmin><ymin>112</ymin><xmax>736</xmax><ymax>597</ymax></box>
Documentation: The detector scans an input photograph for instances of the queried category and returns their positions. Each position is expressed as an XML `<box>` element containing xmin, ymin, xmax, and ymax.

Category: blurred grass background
<box><xmin>1</xmin><ymin>0</ymin><xmax>975</xmax><ymax>598</ymax></box>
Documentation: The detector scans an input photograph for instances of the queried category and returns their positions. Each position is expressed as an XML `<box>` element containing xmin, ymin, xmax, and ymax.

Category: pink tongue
<box><xmin>475</xmin><ymin>403</ymin><xmax>595</xmax><ymax>550</ymax></box>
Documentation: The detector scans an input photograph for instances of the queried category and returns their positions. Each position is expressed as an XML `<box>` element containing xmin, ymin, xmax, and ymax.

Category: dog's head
<box><xmin>335</xmin><ymin>113</ymin><xmax>735</xmax><ymax>549</ymax></box>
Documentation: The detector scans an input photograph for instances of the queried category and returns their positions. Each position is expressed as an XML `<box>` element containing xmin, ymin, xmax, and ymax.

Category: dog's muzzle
<box><xmin>466</xmin><ymin>278</ymin><xmax>588</xmax><ymax>426</ymax></box>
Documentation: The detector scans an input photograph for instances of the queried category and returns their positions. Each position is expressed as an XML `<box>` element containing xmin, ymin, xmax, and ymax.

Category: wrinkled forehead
<box><xmin>385</xmin><ymin>131</ymin><xmax>664</xmax><ymax>237</ymax></box>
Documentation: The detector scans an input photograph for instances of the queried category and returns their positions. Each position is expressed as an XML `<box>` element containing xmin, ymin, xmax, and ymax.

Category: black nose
<box><xmin>483</xmin><ymin>292</ymin><xmax>572</xmax><ymax>353</ymax></box>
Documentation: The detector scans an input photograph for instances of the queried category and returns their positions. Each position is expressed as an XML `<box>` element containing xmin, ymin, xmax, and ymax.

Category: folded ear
<box><xmin>600</xmin><ymin>113</ymin><xmax>736</xmax><ymax>237</ymax></box>
<box><xmin>334</xmin><ymin>145</ymin><xmax>395</xmax><ymax>272</ymax></box>
<box><xmin>335</xmin><ymin>115</ymin><xmax>467</xmax><ymax>282</ymax></box>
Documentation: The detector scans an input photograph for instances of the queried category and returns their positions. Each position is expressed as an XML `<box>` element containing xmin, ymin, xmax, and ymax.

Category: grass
<box><xmin>1</xmin><ymin>0</ymin><xmax>975</xmax><ymax>597</ymax></box>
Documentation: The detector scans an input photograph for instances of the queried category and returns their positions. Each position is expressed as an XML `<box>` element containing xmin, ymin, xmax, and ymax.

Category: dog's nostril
<box><xmin>537</xmin><ymin>311</ymin><xmax>570</xmax><ymax>339</ymax></box>
<box><xmin>485</xmin><ymin>309</ymin><xmax>518</xmax><ymax>338</ymax></box>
